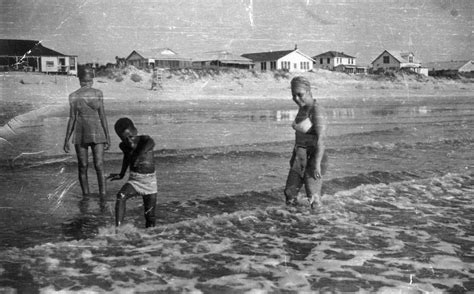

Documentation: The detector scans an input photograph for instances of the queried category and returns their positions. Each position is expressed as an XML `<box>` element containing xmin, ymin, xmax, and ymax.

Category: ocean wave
<box><xmin>333</xmin><ymin>137</ymin><xmax>474</xmax><ymax>154</ymax></box>
<box><xmin>0</xmin><ymin>172</ymin><xmax>472</xmax><ymax>292</ymax></box>
<box><xmin>3</xmin><ymin>132</ymin><xmax>473</xmax><ymax>169</ymax></box>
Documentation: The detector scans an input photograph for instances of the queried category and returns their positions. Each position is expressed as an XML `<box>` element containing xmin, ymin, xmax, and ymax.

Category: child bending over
<box><xmin>108</xmin><ymin>117</ymin><xmax>157</xmax><ymax>228</ymax></box>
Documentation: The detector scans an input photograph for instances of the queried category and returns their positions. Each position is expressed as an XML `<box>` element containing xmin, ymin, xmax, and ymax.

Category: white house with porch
<box><xmin>241</xmin><ymin>47</ymin><xmax>314</xmax><ymax>72</ymax></box>
<box><xmin>371</xmin><ymin>50</ymin><xmax>428</xmax><ymax>76</ymax></box>
<box><xmin>0</xmin><ymin>39</ymin><xmax>77</xmax><ymax>75</ymax></box>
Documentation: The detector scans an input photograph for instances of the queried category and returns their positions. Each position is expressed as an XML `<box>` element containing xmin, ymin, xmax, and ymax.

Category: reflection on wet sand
<box><xmin>61</xmin><ymin>194</ymin><xmax>109</xmax><ymax>241</ymax></box>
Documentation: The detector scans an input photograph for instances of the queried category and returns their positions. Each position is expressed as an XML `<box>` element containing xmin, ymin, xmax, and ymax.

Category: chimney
<box><xmin>295</xmin><ymin>44</ymin><xmax>298</xmax><ymax>50</ymax></box>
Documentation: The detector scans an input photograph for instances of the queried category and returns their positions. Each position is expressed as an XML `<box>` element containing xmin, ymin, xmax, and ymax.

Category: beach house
<box><xmin>191</xmin><ymin>51</ymin><xmax>254</xmax><ymax>70</ymax></box>
<box><xmin>312</xmin><ymin>51</ymin><xmax>356</xmax><ymax>71</ymax></box>
<box><xmin>241</xmin><ymin>47</ymin><xmax>314</xmax><ymax>72</ymax></box>
<box><xmin>423</xmin><ymin>60</ymin><xmax>474</xmax><ymax>77</ymax></box>
<box><xmin>371</xmin><ymin>50</ymin><xmax>428</xmax><ymax>76</ymax></box>
<box><xmin>0</xmin><ymin>39</ymin><xmax>78</xmax><ymax>75</ymax></box>
<box><xmin>125</xmin><ymin>48</ymin><xmax>191</xmax><ymax>69</ymax></box>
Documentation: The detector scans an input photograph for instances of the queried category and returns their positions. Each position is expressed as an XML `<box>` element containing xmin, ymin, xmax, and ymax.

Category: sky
<box><xmin>1</xmin><ymin>0</ymin><xmax>472</xmax><ymax>65</ymax></box>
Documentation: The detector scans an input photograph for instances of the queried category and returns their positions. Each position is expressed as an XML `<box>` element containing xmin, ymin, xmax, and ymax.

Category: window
<box><xmin>270</xmin><ymin>61</ymin><xmax>276</xmax><ymax>70</ymax></box>
<box><xmin>69</xmin><ymin>57</ymin><xmax>76</xmax><ymax>70</ymax></box>
<box><xmin>408</xmin><ymin>56</ymin><xmax>413</xmax><ymax>63</ymax></box>
<box><xmin>261</xmin><ymin>62</ymin><xmax>266</xmax><ymax>71</ymax></box>
<box><xmin>327</xmin><ymin>58</ymin><xmax>330</xmax><ymax>64</ymax></box>
<box><xmin>383</xmin><ymin>56</ymin><xmax>390</xmax><ymax>64</ymax></box>
<box><xmin>302</xmin><ymin>62</ymin><xmax>309</xmax><ymax>70</ymax></box>
<box><xmin>320</xmin><ymin>58</ymin><xmax>323</xmax><ymax>64</ymax></box>
<box><xmin>294</xmin><ymin>63</ymin><xmax>297</xmax><ymax>69</ymax></box>
<box><xmin>46</xmin><ymin>61</ymin><xmax>54</xmax><ymax>67</ymax></box>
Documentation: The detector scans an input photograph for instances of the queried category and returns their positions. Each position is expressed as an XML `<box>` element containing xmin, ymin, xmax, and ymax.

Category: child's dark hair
<box><xmin>114</xmin><ymin>117</ymin><xmax>137</xmax><ymax>135</ymax></box>
<box><xmin>78</xmin><ymin>67</ymin><xmax>94</xmax><ymax>82</ymax></box>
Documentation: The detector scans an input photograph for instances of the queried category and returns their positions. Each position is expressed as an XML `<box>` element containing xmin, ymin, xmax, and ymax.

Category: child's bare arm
<box><xmin>108</xmin><ymin>143</ymin><xmax>130</xmax><ymax>180</ymax></box>
<box><xmin>312</xmin><ymin>104</ymin><xmax>327</xmax><ymax>178</ymax></box>
<box><xmin>97</xmin><ymin>91</ymin><xmax>110</xmax><ymax>150</ymax></box>
<box><xmin>63</xmin><ymin>96</ymin><xmax>77</xmax><ymax>153</ymax></box>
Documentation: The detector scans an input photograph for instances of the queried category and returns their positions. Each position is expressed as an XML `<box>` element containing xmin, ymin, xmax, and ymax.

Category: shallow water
<box><xmin>0</xmin><ymin>95</ymin><xmax>473</xmax><ymax>292</ymax></box>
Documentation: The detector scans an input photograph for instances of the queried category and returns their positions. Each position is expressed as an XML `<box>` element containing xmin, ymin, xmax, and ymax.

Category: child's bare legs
<box><xmin>143</xmin><ymin>193</ymin><xmax>157</xmax><ymax>228</ymax></box>
<box><xmin>91</xmin><ymin>143</ymin><xmax>106</xmax><ymax>196</ymax></box>
<box><xmin>74</xmin><ymin>144</ymin><xmax>90</xmax><ymax>196</ymax></box>
<box><xmin>115</xmin><ymin>183</ymin><xmax>136</xmax><ymax>227</ymax></box>
<box><xmin>115</xmin><ymin>184</ymin><xmax>157</xmax><ymax>228</ymax></box>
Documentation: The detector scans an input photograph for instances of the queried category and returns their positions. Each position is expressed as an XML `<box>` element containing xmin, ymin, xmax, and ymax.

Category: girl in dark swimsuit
<box><xmin>64</xmin><ymin>67</ymin><xmax>110</xmax><ymax>196</ymax></box>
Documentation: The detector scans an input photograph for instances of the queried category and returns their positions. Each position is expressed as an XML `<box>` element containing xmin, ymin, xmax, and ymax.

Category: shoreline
<box><xmin>1</xmin><ymin>85</ymin><xmax>471</xmax><ymax>132</ymax></box>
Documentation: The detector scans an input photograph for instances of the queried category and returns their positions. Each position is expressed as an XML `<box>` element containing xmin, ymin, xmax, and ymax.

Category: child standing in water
<box><xmin>108</xmin><ymin>117</ymin><xmax>157</xmax><ymax>228</ymax></box>
<box><xmin>284</xmin><ymin>76</ymin><xmax>327</xmax><ymax>208</ymax></box>
<box><xmin>64</xmin><ymin>67</ymin><xmax>110</xmax><ymax>196</ymax></box>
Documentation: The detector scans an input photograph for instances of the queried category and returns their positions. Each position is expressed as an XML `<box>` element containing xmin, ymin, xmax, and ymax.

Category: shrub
<box><xmin>273</xmin><ymin>70</ymin><xmax>290</xmax><ymax>80</ymax></box>
<box><xmin>130</xmin><ymin>73</ymin><xmax>142</xmax><ymax>82</ymax></box>
<box><xmin>115</xmin><ymin>76</ymin><xmax>124</xmax><ymax>82</ymax></box>
<box><xmin>250</xmin><ymin>69</ymin><xmax>259</xmax><ymax>78</ymax></box>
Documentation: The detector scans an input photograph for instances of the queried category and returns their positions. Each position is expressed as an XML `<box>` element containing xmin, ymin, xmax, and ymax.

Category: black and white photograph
<box><xmin>0</xmin><ymin>0</ymin><xmax>473</xmax><ymax>292</ymax></box>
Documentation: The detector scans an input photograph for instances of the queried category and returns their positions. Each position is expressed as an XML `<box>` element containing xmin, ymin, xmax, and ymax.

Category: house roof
<box><xmin>0</xmin><ymin>39</ymin><xmax>68</xmax><ymax>57</ymax></box>
<box><xmin>127</xmin><ymin>48</ymin><xmax>190</xmax><ymax>61</ymax></box>
<box><xmin>313</xmin><ymin>51</ymin><xmax>355</xmax><ymax>59</ymax></box>
<box><xmin>371</xmin><ymin>50</ymin><xmax>420</xmax><ymax>64</ymax></box>
<box><xmin>423</xmin><ymin>60</ymin><xmax>472</xmax><ymax>71</ymax></box>
<box><xmin>242</xmin><ymin>49</ymin><xmax>316</xmax><ymax>62</ymax></box>
<box><xmin>192</xmin><ymin>50</ymin><xmax>253</xmax><ymax>64</ymax></box>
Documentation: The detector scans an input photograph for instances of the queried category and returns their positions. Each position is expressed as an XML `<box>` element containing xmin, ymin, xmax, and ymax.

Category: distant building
<box><xmin>423</xmin><ymin>60</ymin><xmax>474</xmax><ymax>76</ymax></box>
<box><xmin>241</xmin><ymin>47</ymin><xmax>314</xmax><ymax>72</ymax></box>
<box><xmin>0</xmin><ymin>39</ymin><xmax>78</xmax><ymax>75</ymax></box>
<box><xmin>191</xmin><ymin>50</ymin><xmax>254</xmax><ymax>69</ymax></box>
<box><xmin>312</xmin><ymin>51</ymin><xmax>354</xmax><ymax>69</ymax></box>
<box><xmin>125</xmin><ymin>48</ymin><xmax>191</xmax><ymax>69</ymax></box>
<box><xmin>371</xmin><ymin>50</ymin><xmax>428</xmax><ymax>76</ymax></box>
<box><xmin>312</xmin><ymin>51</ymin><xmax>366</xmax><ymax>74</ymax></box>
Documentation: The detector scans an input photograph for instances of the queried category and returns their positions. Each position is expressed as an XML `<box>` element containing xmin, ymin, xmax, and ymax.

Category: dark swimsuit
<box><xmin>72</xmin><ymin>92</ymin><xmax>107</xmax><ymax>145</ymax></box>
<box><xmin>284</xmin><ymin>102</ymin><xmax>327</xmax><ymax>204</ymax></box>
